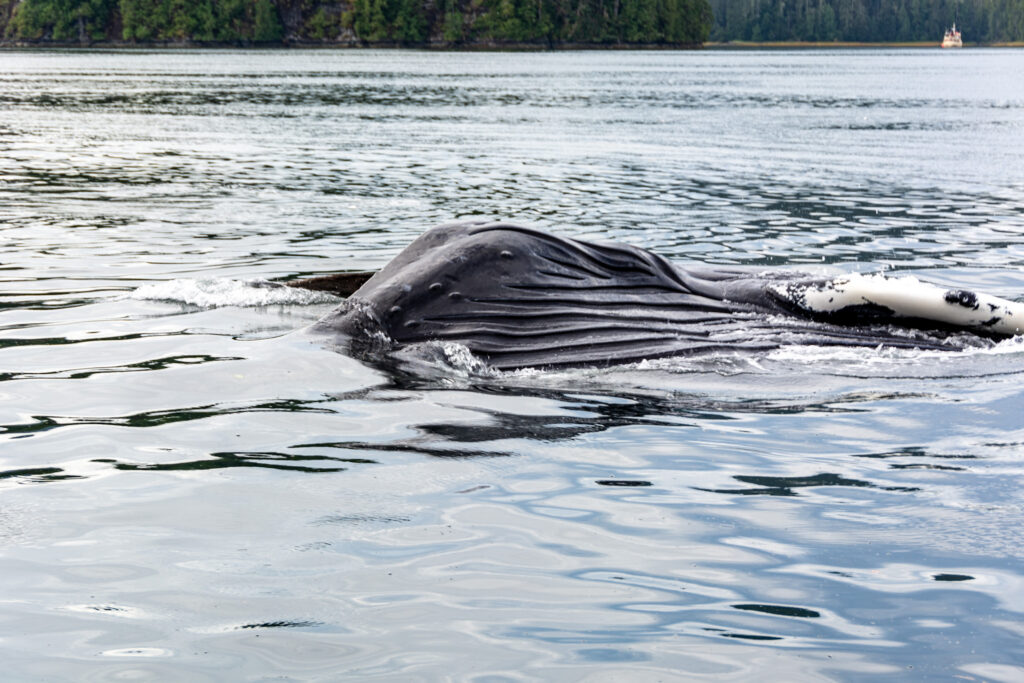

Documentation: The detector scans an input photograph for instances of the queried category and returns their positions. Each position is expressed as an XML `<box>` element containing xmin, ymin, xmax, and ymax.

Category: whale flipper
<box><xmin>770</xmin><ymin>274</ymin><xmax>1024</xmax><ymax>337</ymax></box>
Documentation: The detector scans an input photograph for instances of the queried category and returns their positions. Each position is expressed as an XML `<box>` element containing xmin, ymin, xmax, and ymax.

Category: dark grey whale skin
<box><xmin>311</xmin><ymin>222</ymin><xmax>971</xmax><ymax>370</ymax></box>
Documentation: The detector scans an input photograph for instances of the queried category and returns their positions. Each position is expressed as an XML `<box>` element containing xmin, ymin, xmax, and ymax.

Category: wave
<box><xmin>128</xmin><ymin>278</ymin><xmax>341</xmax><ymax>309</ymax></box>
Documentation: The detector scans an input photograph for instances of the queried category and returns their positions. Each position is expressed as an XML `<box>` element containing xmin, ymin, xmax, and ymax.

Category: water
<box><xmin>2</xmin><ymin>47</ymin><xmax>1024</xmax><ymax>680</ymax></box>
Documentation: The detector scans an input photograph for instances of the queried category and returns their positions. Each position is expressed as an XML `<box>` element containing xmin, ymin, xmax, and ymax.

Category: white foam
<box><xmin>438</xmin><ymin>342</ymin><xmax>495</xmax><ymax>376</ymax></box>
<box><xmin>129</xmin><ymin>278</ymin><xmax>340</xmax><ymax>309</ymax></box>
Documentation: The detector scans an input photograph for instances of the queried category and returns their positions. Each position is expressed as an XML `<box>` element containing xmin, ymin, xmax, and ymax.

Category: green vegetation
<box><xmin>115</xmin><ymin>0</ymin><xmax>284</xmax><ymax>42</ymax></box>
<box><xmin>4</xmin><ymin>0</ymin><xmax>115</xmax><ymax>41</ymax></box>
<box><xmin>709</xmin><ymin>0</ymin><xmax>1024</xmax><ymax>44</ymax></box>
<box><xmin>0</xmin><ymin>0</ymin><xmax>713</xmax><ymax>45</ymax></box>
<box><xmin>7</xmin><ymin>0</ymin><xmax>1018</xmax><ymax>46</ymax></box>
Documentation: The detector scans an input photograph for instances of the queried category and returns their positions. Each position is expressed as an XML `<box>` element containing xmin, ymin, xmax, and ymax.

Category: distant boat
<box><xmin>942</xmin><ymin>23</ymin><xmax>962</xmax><ymax>48</ymax></box>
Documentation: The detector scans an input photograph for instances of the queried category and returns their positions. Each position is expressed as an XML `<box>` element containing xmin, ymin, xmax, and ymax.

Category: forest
<box><xmin>708</xmin><ymin>0</ymin><xmax>1024</xmax><ymax>43</ymax></box>
<box><xmin>0</xmin><ymin>0</ymin><xmax>714</xmax><ymax>46</ymax></box>
<box><xmin>1</xmin><ymin>0</ymin><xmax>1022</xmax><ymax>45</ymax></box>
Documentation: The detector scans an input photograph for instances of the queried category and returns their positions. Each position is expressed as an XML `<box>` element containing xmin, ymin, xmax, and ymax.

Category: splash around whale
<box><xmin>298</xmin><ymin>222</ymin><xmax>1024</xmax><ymax>371</ymax></box>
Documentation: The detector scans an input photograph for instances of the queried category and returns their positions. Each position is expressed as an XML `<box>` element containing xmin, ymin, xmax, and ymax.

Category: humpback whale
<box><xmin>298</xmin><ymin>222</ymin><xmax>1024</xmax><ymax>370</ymax></box>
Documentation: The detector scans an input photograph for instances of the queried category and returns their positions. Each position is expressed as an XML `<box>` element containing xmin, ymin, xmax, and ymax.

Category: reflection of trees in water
<box><xmin>695</xmin><ymin>471</ymin><xmax>921</xmax><ymax>496</ymax></box>
<box><xmin>0</xmin><ymin>374</ymin><xmax>977</xmax><ymax>484</ymax></box>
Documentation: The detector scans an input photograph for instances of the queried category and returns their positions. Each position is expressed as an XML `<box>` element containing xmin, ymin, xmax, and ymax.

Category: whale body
<box><xmin>308</xmin><ymin>222</ymin><xmax>1024</xmax><ymax>370</ymax></box>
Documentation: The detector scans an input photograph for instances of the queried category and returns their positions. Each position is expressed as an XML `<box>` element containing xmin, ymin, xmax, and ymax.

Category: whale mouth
<box><xmin>303</xmin><ymin>223</ymin><xmax>1023</xmax><ymax>372</ymax></box>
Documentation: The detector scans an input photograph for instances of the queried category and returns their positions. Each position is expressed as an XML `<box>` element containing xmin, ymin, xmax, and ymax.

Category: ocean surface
<box><xmin>2</xmin><ymin>47</ymin><xmax>1024</xmax><ymax>681</ymax></box>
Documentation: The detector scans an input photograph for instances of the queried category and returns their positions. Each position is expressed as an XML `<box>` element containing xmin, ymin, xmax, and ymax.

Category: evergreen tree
<box><xmin>392</xmin><ymin>0</ymin><xmax>426</xmax><ymax>42</ymax></box>
<box><xmin>440</xmin><ymin>0</ymin><xmax>464</xmax><ymax>42</ymax></box>
<box><xmin>353</xmin><ymin>0</ymin><xmax>388</xmax><ymax>40</ymax></box>
<box><xmin>253</xmin><ymin>0</ymin><xmax>283</xmax><ymax>40</ymax></box>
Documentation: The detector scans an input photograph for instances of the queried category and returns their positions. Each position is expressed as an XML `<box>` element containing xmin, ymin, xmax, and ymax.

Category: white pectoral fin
<box><xmin>771</xmin><ymin>274</ymin><xmax>1024</xmax><ymax>336</ymax></box>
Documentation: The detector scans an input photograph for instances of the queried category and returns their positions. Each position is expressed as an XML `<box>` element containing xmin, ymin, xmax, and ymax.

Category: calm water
<box><xmin>3</xmin><ymin>48</ymin><xmax>1024</xmax><ymax>681</ymax></box>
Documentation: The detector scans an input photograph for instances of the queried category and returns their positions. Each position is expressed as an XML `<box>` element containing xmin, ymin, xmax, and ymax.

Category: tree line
<box><xmin>709</xmin><ymin>0</ymin><xmax>1024</xmax><ymax>43</ymax></box>
<box><xmin>0</xmin><ymin>0</ymin><xmax>713</xmax><ymax>45</ymax></box>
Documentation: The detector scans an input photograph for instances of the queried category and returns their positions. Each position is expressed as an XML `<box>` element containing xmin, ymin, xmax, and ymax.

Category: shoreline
<box><xmin>1</xmin><ymin>39</ymin><xmax>1022</xmax><ymax>50</ymax></box>
<box><xmin>706</xmin><ymin>40</ymin><xmax>1024</xmax><ymax>48</ymax></box>
<box><xmin>0</xmin><ymin>40</ymin><xmax>702</xmax><ymax>50</ymax></box>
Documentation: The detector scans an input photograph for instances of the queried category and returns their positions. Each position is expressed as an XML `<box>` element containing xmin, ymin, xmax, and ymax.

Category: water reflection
<box><xmin>110</xmin><ymin>450</ymin><xmax>359</xmax><ymax>473</ymax></box>
<box><xmin>734</xmin><ymin>603</ymin><xmax>821</xmax><ymax>618</ymax></box>
<box><xmin>698</xmin><ymin>472</ymin><xmax>922</xmax><ymax>495</ymax></box>
<box><xmin>0</xmin><ymin>466</ymin><xmax>82</xmax><ymax>482</ymax></box>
